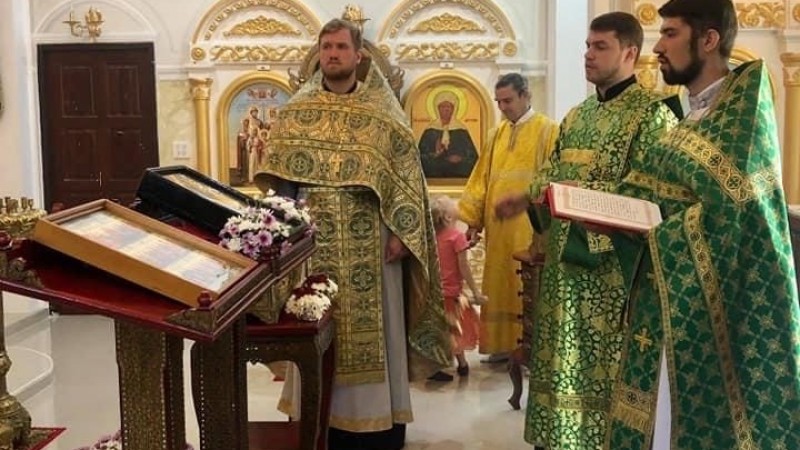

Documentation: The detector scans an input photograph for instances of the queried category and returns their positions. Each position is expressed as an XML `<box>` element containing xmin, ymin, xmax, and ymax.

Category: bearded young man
<box><xmin>254</xmin><ymin>18</ymin><xmax>450</xmax><ymax>450</ymax></box>
<box><xmin>457</xmin><ymin>73</ymin><xmax>558</xmax><ymax>363</ymax></box>
<box><xmin>495</xmin><ymin>12</ymin><xmax>680</xmax><ymax>450</ymax></box>
<box><xmin>602</xmin><ymin>1</ymin><xmax>800</xmax><ymax>448</ymax></box>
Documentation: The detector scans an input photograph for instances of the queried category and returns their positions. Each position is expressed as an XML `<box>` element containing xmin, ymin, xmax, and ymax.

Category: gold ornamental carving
<box><xmin>189</xmin><ymin>78</ymin><xmax>213</xmax><ymax>101</ymax></box>
<box><xmin>793</xmin><ymin>4</ymin><xmax>800</xmax><ymax>23</ymax></box>
<box><xmin>378</xmin><ymin>43</ymin><xmax>391</xmax><ymax>57</ymax></box>
<box><xmin>192</xmin><ymin>0</ymin><xmax>321</xmax><ymax>42</ymax></box>
<box><xmin>396</xmin><ymin>42</ymin><xmax>499</xmax><ymax>61</ymax></box>
<box><xmin>409</xmin><ymin>13</ymin><xmax>485</xmax><ymax>33</ymax></box>
<box><xmin>209</xmin><ymin>45</ymin><xmax>311</xmax><ymax>63</ymax></box>
<box><xmin>782</xmin><ymin>53</ymin><xmax>800</xmax><ymax>86</ymax></box>
<box><xmin>380</xmin><ymin>0</ymin><xmax>516</xmax><ymax>40</ymax></box>
<box><xmin>635</xmin><ymin>55</ymin><xmax>660</xmax><ymax>90</ymax></box>
<box><xmin>735</xmin><ymin>2</ymin><xmax>785</xmax><ymax>28</ymax></box>
<box><xmin>191</xmin><ymin>47</ymin><xmax>207</xmax><ymax>62</ymax></box>
<box><xmin>638</xmin><ymin>69</ymin><xmax>658</xmax><ymax>90</ymax></box>
<box><xmin>503</xmin><ymin>41</ymin><xmax>518</xmax><ymax>57</ymax></box>
<box><xmin>636</xmin><ymin>3</ymin><xmax>658</xmax><ymax>26</ymax></box>
<box><xmin>224</xmin><ymin>16</ymin><xmax>301</xmax><ymax>37</ymax></box>
<box><xmin>0</xmin><ymin>198</ymin><xmax>45</xmax><ymax>239</ymax></box>
<box><xmin>342</xmin><ymin>4</ymin><xmax>370</xmax><ymax>34</ymax></box>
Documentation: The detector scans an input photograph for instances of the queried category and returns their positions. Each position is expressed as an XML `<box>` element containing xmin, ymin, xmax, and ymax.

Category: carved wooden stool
<box><xmin>245</xmin><ymin>312</ymin><xmax>335</xmax><ymax>450</ymax></box>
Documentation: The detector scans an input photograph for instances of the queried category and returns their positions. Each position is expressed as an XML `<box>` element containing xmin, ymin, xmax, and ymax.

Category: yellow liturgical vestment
<box><xmin>459</xmin><ymin>110</ymin><xmax>558</xmax><ymax>354</ymax></box>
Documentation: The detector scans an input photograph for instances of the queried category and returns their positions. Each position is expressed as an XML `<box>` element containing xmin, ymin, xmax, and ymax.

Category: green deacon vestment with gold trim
<box><xmin>607</xmin><ymin>61</ymin><xmax>800</xmax><ymax>450</ymax></box>
<box><xmin>524</xmin><ymin>82</ymin><xmax>680</xmax><ymax>449</ymax></box>
<box><xmin>255</xmin><ymin>63</ymin><xmax>451</xmax><ymax>433</ymax></box>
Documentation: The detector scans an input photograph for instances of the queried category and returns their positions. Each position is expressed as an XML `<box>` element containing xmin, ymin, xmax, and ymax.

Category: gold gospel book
<box><xmin>546</xmin><ymin>182</ymin><xmax>662</xmax><ymax>232</ymax></box>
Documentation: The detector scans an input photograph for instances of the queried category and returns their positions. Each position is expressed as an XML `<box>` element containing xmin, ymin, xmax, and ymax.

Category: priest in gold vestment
<box><xmin>496</xmin><ymin>13</ymin><xmax>680</xmax><ymax>450</ymax></box>
<box><xmin>458</xmin><ymin>73</ymin><xmax>558</xmax><ymax>357</ymax></box>
<box><xmin>254</xmin><ymin>19</ymin><xmax>450</xmax><ymax>450</ymax></box>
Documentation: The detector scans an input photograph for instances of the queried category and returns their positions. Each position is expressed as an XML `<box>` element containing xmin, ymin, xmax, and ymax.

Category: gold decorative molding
<box><xmin>191</xmin><ymin>47</ymin><xmax>207</xmax><ymax>62</ymax></box>
<box><xmin>378</xmin><ymin>43</ymin><xmax>391</xmax><ymax>57</ymax></box>
<box><xmin>191</xmin><ymin>0</ymin><xmax>321</xmax><ymax>43</ymax></box>
<box><xmin>735</xmin><ymin>2</ymin><xmax>784</xmax><ymax>28</ymax></box>
<box><xmin>209</xmin><ymin>45</ymin><xmax>311</xmax><ymax>63</ymax></box>
<box><xmin>409</xmin><ymin>12</ymin><xmax>485</xmax><ymax>34</ymax></box>
<box><xmin>794</xmin><ymin>4</ymin><xmax>800</xmax><ymax>24</ymax></box>
<box><xmin>189</xmin><ymin>78</ymin><xmax>212</xmax><ymax>100</ymax></box>
<box><xmin>224</xmin><ymin>16</ymin><xmax>301</xmax><ymax>37</ymax></box>
<box><xmin>781</xmin><ymin>53</ymin><xmax>800</xmax><ymax>86</ymax></box>
<box><xmin>636</xmin><ymin>3</ymin><xmax>658</xmax><ymax>26</ymax></box>
<box><xmin>503</xmin><ymin>42</ymin><xmax>518</xmax><ymax>57</ymax></box>
<box><xmin>395</xmin><ymin>42</ymin><xmax>499</xmax><ymax>61</ymax></box>
<box><xmin>379</xmin><ymin>0</ymin><xmax>516</xmax><ymax>40</ymax></box>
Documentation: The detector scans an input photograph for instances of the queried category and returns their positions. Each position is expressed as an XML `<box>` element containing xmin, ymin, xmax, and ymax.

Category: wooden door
<box><xmin>38</xmin><ymin>43</ymin><xmax>159</xmax><ymax>209</ymax></box>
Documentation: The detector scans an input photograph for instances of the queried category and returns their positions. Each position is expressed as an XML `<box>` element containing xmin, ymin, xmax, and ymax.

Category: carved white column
<box><xmin>547</xmin><ymin>0</ymin><xmax>591</xmax><ymax>121</ymax></box>
<box><xmin>0</xmin><ymin>0</ymin><xmax>39</xmax><ymax>201</ymax></box>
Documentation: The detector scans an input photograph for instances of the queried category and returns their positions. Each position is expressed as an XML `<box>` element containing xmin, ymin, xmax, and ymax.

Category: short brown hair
<box><xmin>659</xmin><ymin>0</ymin><xmax>737</xmax><ymax>58</ymax></box>
<box><xmin>590</xmin><ymin>12</ymin><xmax>644</xmax><ymax>61</ymax></box>
<box><xmin>318</xmin><ymin>18</ymin><xmax>362</xmax><ymax>51</ymax></box>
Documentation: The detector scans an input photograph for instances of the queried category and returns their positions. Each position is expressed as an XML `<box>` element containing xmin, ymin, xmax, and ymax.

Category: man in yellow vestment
<box><xmin>459</xmin><ymin>73</ymin><xmax>558</xmax><ymax>359</ymax></box>
<box><xmin>255</xmin><ymin>19</ymin><xmax>450</xmax><ymax>450</ymax></box>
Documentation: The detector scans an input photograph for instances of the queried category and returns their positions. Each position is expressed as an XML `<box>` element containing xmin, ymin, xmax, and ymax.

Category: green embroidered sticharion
<box><xmin>608</xmin><ymin>61</ymin><xmax>800</xmax><ymax>450</ymax></box>
<box><xmin>525</xmin><ymin>83</ymin><xmax>679</xmax><ymax>450</ymax></box>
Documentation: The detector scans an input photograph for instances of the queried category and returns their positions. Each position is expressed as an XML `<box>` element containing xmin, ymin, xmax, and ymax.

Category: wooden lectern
<box><xmin>0</xmin><ymin>212</ymin><xmax>315</xmax><ymax>450</ymax></box>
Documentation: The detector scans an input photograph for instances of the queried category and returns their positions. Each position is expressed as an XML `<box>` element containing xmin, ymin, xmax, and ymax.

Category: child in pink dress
<box><xmin>430</xmin><ymin>196</ymin><xmax>486</xmax><ymax>380</ymax></box>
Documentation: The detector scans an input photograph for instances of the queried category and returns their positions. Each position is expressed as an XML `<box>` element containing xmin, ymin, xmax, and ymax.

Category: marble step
<box><xmin>3</xmin><ymin>294</ymin><xmax>54</xmax><ymax>402</ymax></box>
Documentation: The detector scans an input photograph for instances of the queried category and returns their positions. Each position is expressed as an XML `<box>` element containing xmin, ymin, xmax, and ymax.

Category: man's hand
<box><xmin>385</xmin><ymin>233</ymin><xmax>409</xmax><ymax>263</ymax></box>
<box><xmin>495</xmin><ymin>193</ymin><xmax>531</xmax><ymax>220</ymax></box>
<box><xmin>465</xmin><ymin>227</ymin><xmax>482</xmax><ymax>247</ymax></box>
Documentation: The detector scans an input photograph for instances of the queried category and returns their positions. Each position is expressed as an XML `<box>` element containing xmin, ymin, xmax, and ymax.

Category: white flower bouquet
<box><xmin>219</xmin><ymin>191</ymin><xmax>313</xmax><ymax>261</ymax></box>
<box><xmin>284</xmin><ymin>274</ymin><xmax>338</xmax><ymax>321</ymax></box>
<box><xmin>260</xmin><ymin>189</ymin><xmax>313</xmax><ymax>226</ymax></box>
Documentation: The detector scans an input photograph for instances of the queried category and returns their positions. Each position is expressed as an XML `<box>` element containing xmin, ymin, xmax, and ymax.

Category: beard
<box><xmin>322</xmin><ymin>63</ymin><xmax>356</xmax><ymax>82</ymax></box>
<box><xmin>661</xmin><ymin>44</ymin><xmax>704</xmax><ymax>86</ymax></box>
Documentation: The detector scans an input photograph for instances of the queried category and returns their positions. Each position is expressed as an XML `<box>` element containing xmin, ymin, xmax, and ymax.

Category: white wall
<box><xmin>1</xmin><ymin>0</ymin><xmax>42</xmax><ymax>203</ymax></box>
<box><xmin>17</xmin><ymin>0</ymin><xmax>552</xmax><ymax>185</ymax></box>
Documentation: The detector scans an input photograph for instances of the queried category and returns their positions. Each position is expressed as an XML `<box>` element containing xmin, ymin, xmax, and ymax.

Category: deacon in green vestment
<box><xmin>604</xmin><ymin>2</ymin><xmax>800</xmax><ymax>449</ymax></box>
<box><xmin>496</xmin><ymin>12</ymin><xmax>679</xmax><ymax>450</ymax></box>
<box><xmin>254</xmin><ymin>19</ymin><xmax>450</xmax><ymax>450</ymax></box>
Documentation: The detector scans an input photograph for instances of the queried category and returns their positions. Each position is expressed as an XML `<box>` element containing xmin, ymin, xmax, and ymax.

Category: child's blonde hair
<box><xmin>430</xmin><ymin>195</ymin><xmax>457</xmax><ymax>231</ymax></box>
